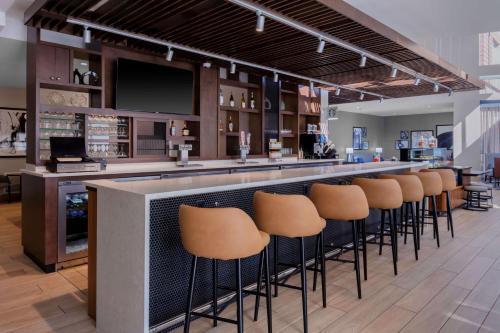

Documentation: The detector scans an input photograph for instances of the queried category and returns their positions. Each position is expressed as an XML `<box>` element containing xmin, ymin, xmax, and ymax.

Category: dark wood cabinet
<box><xmin>38</xmin><ymin>44</ymin><xmax>70</xmax><ymax>83</ymax></box>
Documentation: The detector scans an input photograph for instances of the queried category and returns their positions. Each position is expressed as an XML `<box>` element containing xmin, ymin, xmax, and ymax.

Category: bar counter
<box><xmin>83</xmin><ymin>161</ymin><xmax>427</xmax><ymax>333</ymax></box>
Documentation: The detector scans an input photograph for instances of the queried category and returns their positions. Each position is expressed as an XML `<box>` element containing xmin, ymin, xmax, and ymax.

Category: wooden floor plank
<box><xmin>399</xmin><ymin>284</ymin><xmax>470</xmax><ymax>333</ymax></box>
<box><xmin>439</xmin><ymin>305</ymin><xmax>488</xmax><ymax>333</ymax></box>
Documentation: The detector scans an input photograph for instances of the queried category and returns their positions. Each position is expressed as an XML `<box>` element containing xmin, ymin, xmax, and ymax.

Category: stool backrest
<box><xmin>405</xmin><ymin>171</ymin><xmax>442</xmax><ymax>196</ymax></box>
<box><xmin>253</xmin><ymin>191</ymin><xmax>325</xmax><ymax>238</ymax></box>
<box><xmin>309</xmin><ymin>183</ymin><xmax>369</xmax><ymax>221</ymax></box>
<box><xmin>379</xmin><ymin>174</ymin><xmax>424</xmax><ymax>202</ymax></box>
<box><xmin>420</xmin><ymin>168</ymin><xmax>456</xmax><ymax>191</ymax></box>
<box><xmin>351</xmin><ymin>178</ymin><xmax>403</xmax><ymax>210</ymax></box>
<box><xmin>179</xmin><ymin>205</ymin><xmax>265</xmax><ymax>260</ymax></box>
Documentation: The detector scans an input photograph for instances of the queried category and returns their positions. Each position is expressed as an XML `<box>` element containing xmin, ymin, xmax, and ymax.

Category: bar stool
<box><xmin>179</xmin><ymin>204</ymin><xmax>273</xmax><ymax>333</ymax></box>
<box><xmin>309</xmin><ymin>183</ymin><xmax>369</xmax><ymax>299</ymax></box>
<box><xmin>352</xmin><ymin>178</ymin><xmax>402</xmax><ymax>276</ymax></box>
<box><xmin>405</xmin><ymin>171</ymin><xmax>443</xmax><ymax>248</ymax></box>
<box><xmin>379</xmin><ymin>174</ymin><xmax>424</xmax><ymax>260</ymax></box>
<box><xmin>253</xmin><ymin>191</ymin><xmax>326</xmax><ymax>333</ymax></box>
<box><xmin>421</xmin><ymin>169</ymin><xmax>456</xmax><ymax>238</ymax></box>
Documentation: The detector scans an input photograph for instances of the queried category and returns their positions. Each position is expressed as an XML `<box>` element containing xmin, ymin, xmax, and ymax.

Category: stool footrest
<box><xmin>191</xmin><ymin>311</ymin><xmax>238</xmax><ymax>325</ymax></box>
<box><xmin>217</xmin><ymin>285</ymin><xmax>268</xmax><ymax>298</ymax></box>
<box><xmin>276</xmin><ymin>282</ymin><xmax>303</xmax><ymax>291</ymax></box>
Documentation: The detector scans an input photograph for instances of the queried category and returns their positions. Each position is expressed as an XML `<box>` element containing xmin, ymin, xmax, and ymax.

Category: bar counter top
<box><xmin>21</xmin><ymin>157</ymin><xmax>343</xmax><ymax>178</ymax></box>
<box><xmin>84</xmin><ymin>161</ymin><xmax>428</xmax><ymax>199</ymax></box>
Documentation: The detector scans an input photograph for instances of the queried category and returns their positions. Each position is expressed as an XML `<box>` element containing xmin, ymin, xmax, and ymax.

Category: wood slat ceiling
<box><xmin>27</xmin><ymin>0</ymin><xmax>482</xmax><ymax>104</ymax></box>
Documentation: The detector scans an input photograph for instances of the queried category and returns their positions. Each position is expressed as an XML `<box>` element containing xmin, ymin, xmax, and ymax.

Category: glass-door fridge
<box><xmin>58</xmin><ymin>181</ymin><xmax>88</xmax><ymax>262</ymax></box>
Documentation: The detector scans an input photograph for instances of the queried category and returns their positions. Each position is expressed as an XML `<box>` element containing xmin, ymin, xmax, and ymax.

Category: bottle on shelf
<box><xmin>241</xmin><ymin>93</ymin><xmax>246</xmax><ymax>109</ymax></box>
<box><xmin>229</xmin><ymin>92</ymin><xmax>235</xmax><ymax>107</ymax></box>
<box><xmin>170</xmin><ymin>121</ymin><xmax>176</xmax><ymax>136</ymax></box>
<box><xmin>218</xmin><ymin>119</ymin><xmax>224</xmax><ymax>133</ymax></box>
<box><xmin>280</xmin><ymin>99</ymin><xmax>286</xmax><ymax>111</ymax></box>
<box><xmin>228</xmin><ymin>116</ymin><xmax>234</xmax><ymax>132</ymax></box>
<box><xmin>250</xmin><ymin>92</ymin><xmax>256</xmax><ymax>109</ymax></box>
<box><xmin>219</xmin><ymin>89</ymin><xmax>224</xmax><ymax>106</ymax></box>
<box><xmin>182</xmin><ymin>121</ymin><xmax>190</xmax><ymax>136</ymax></box>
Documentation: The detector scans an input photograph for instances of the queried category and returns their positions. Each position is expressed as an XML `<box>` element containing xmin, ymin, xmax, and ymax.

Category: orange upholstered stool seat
<box><xmin>310</xmin><ymin>183</ymin><xmax>369</xmax><ymax>299</ymax></box>
<box><xmin>179</xmin><ymin>205</ymin><xmax>272</xmax><ymax>333</ymax></box>
<box><xmin>405</xmin><ymin>171</ymin><xmax>443</xmax><ymax>248</ymax></box>
<box><xmin>253</xmin><ymin>191</ymin><xmax>326</xmax><ymax>333</ymax></box>
<box><xmin>379</xmin><ymin>174</ymin><xmax>424</xmax><ymax>260</ymax></box>
<box><xmin>352</xmin><ymin>178</ymin><xmax>403</xmax><ymax>276</ymax></box>
<box><xmin>421</xmin><ymin>168</ymin><xmax>456</xmax><ymax>238</ymax></box>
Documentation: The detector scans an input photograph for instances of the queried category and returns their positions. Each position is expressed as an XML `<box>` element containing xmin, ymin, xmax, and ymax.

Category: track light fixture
<box><xmin>166</xmin><ymin>46</ymin><xmax>174</xmax><ymax>61</ymax></box>
<box><xmin>359</xmin><ymin>54</ymin><xmax>367</xmax><ymax>67</ymax></box>
<box><xmin>202</xmin><ymin>61</ymin><xmax>212</xmax><ymax>68</ymax></box>
<box><xmin>67</xmin><ymin>18</ymin><xmax>390</xmax><ymax>103</ymax></box>
<box><xmin>433</xmin><ymin>83</ymin><xmax>439</xmax><ymax>93</ymax></box>
<box><xmin>255</xmin><ymin>11</ymin><xmax>265</xmax><ymax>32</ymax></box>
<box><xmin>83</xmin><ymin>26</ymin><xmax>91</xmax><ymax>44</ymax></box>
<box><xmin>379</xmin><ymin>97</ymin><xmax>384</xmax><ymax>103</ymax></box>
<box><xmin>414</xmin><ymin>77</ymin><xmax>421</xmax><ymax>86</ymax></box>
<box><xmin>309</xmin><ymin>81</ymin><xmax>314</xmax><ymax>92</ymax></box>
<box><xmin>448</xmin><ymin>90</ymin><xmax>453</xmax><ymax>97</ymax></box>
<box><xmin>317</xmin><ymin>38</ymin><xmax>326</xmax><ymax>54</ymax></box>
<box><xmin>359</xmin><ymin>92</ymin><xmax>365</xmax><ymax>100</ymax></box>
<box><xmin>390</xmin><ymin>66</ymin><xmax>398</xmax><ymax>78</ymax></box>
<box><xmin>273</xmin><ymin>72</ymin><xmax>279</xmax><ymax>83</ymax></box>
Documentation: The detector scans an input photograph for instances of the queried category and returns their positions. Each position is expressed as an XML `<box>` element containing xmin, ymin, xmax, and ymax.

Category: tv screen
<box><xmin>116</xmin><ymin>58</ymin><xmax>193</xmax><ymax>115</ymax></box>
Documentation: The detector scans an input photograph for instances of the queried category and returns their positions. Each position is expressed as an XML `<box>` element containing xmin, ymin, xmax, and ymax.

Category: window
<box><xmin>479</xmin><ymin>31</ymin><xmax>500</xmax><ymax>66</ymax></box>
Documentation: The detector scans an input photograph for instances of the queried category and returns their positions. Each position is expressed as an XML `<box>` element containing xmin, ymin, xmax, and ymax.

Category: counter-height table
<box><xmin>84</xmin><ymin>161</ymin><xmax>428</xmax><ymax>333</ymax></box>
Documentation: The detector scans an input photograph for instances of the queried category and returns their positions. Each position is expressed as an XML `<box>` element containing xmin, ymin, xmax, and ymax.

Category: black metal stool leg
<box><xmin>264</xmin><ymin>246</ymin><xmax>273</xmax><ymax>333</ymax></box>
<box><xmin>184</xmin><ymin>256</ymin><xmax>198</xmax><ymax>333</ymax></box>
<box><xmin>410</xmin><ymin>202</ymin><xmax>418</xmax><ymax>260</ymax></box>
<box><xmin>361</xmin><ymin>219</ymin><xmax>368</xmax><ymax>281</ymax></box>
<box><xmin>446</xmin><ymin>191</ymin><xmax>455</xmax><ymax>238</ymax></box>
<box><xmin>254</xmin><ymin>251</ymin><xmax>264</xmax><ymax>321</ymax></box>
<box><xmin>313</xmin><ymin>233</ymin><xmax>320</xmax><ymax>292</ymax></box>
<box><xmin>400</xmin><ymin>206</ymin><xmax>404</xmax><ymax>236</ymax></box>
<box><xmin>352</xmin><ymin>220</ymin><xmax>362</xmax><ymax>299</ymax></box>
<box><xmin>404</xmin><ymin>203</ymin><xmax>409</xmax><ymax>244</ymax></box>
<box><xmin>273</xmin><ymin>235</ymin><xmax>279</xmax><ymax>297</ymax></box>
<box><xmin>392</xmin><ymin>209</ymin><xmax>398</xmax><ymax>261</ymax></box>
<box><xmin>389</xmin><ymin>209</ymin><xmax>398</xmax><ymax>262</ymax></box>
<box><xmin>387</xmin><ymin>211</ymin><xmax>398</xmax><ymax>276</ymax></box>
<box><xmin>212</xmin><ymin>259</ymin><xmax>218</xmax><ymax>327</ymax></box>
<box><xmin>299</xmin><ymin>237</ymin><xmax>308</xmax><ymax>333</ymax></box>
<box><xmin>320</xmin><ymin>231</ymin><xmax>327</xmax><ymax>307</ymax></box>
<box><xmin>379</xmin><ymin>209</ymin><xmax>385</xmax><ymax>255</ymax></box>
<box><xmin>235</xmin><ymin>259</ymin><xmax>243</xmax><ymax>333</ymax></box>
<box><xmin>431</xmin><ymin>195</ymin><xmax>440</xmax><ymax>248</ymax></box>
<box><xmin>421</xmin><ymin>198</ymin><xmax>426</xmax><ymax>235</ymax></box>
<box><xmin>415</xmin><ymin>201</ymin><xmax>421</xmax><ymax>250</ymax></box>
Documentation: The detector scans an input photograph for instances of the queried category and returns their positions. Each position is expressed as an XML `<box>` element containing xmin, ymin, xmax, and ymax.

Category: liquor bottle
<box><xmin>219</xmin><ymin>89</ymin><xmax>224</xmax><ymax>106</ymax></box>
<box><xmin>241</xmin><ymin>93</ymin><xmax>246</xmax><ymax>109</ymax></box>
<box><xmin>182</xmin><ymin>121</ymin><xmax>190</xmax><ymax>136</ymax></box>
<box><xmin>218</xmin><ymin>119</ymin><xmax>224</xmax><ymax>132</ymax></box>
<box><xmin>229</xmin><ymin>92</ymin><xmax>235</xmax><ymax>107</ymax></box>
<box><xmin>250</xmin><ymin>92</ymin><xmax>255</xmax><ymax>109</ymax></box>
<box><xmin>228</xmin><ymin>116</ymin><xmax>234</xmax><ymax>132</ymax></box>
<box><xmin>169</xmin><ymin>121</ymin><xmax>176</xmax><ymax>136</ymax></box>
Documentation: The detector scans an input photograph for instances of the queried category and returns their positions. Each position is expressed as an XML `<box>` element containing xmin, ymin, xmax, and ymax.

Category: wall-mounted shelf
<box><xmin>219</xmin><ymin>79</ymin><xmax>260</xmax><ymax>89</ymax></box>
<box><xmin>40</xmin><ymin>81</ymin><xmax>102</xmax><ymax>92</ymax></box>
<box><xmin>220</xmin><ymin>106</ymin><xmax>260</xmax><ymax>114</ymax></box>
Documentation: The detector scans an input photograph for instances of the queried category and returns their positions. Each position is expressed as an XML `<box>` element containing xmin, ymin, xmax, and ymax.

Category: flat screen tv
<box><xmin>115</xmin><ymin>58</ymin><xmax>194</xmax><ymax>115</ymax></box>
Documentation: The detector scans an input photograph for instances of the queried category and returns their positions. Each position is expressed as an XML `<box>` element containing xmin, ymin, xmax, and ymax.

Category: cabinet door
<box><xmin>38</xmin><ymin>44</ymin><xmax>56</xmax><ymax>82</ymax></box>
<box><xmin>37</xmin><ymin>44</ymin><xmax>69</xmax><ymax>83</ymax></box>
<box><xmin>54</xmin><ymin>47</ymin><xmax>70</xmax><ymax>84</ymax></box>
